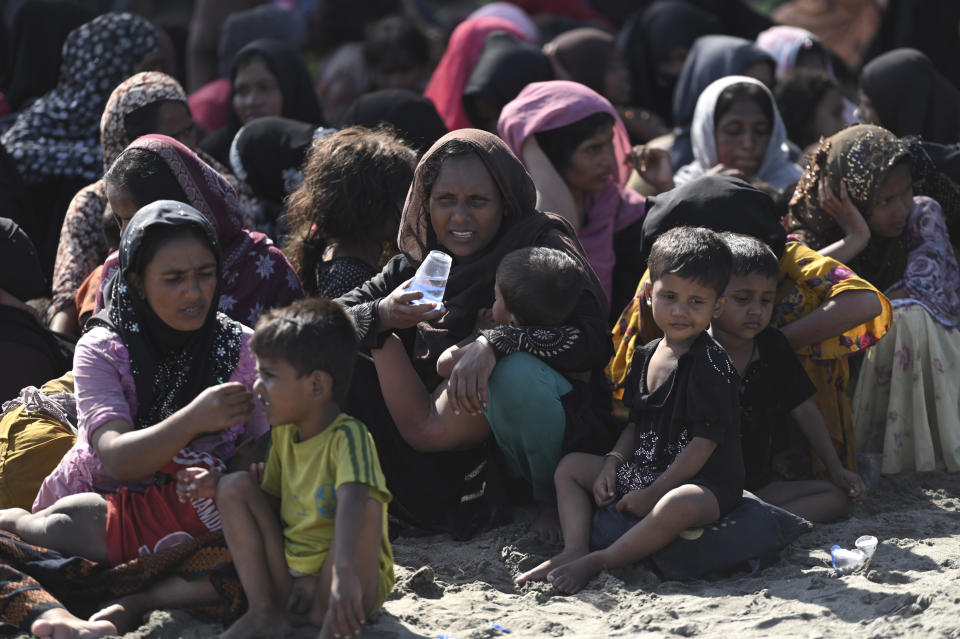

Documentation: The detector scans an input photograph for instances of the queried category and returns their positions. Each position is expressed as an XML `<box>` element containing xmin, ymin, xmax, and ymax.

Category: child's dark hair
<box><xmin>774</xmin><ymin>69</ymin><xmax>839</xmax><ymax>149</ymax></box>
<box><xmin>496</xmin><ymin>247</ymin><xmax>584</xmax><ymax>325</ymax></box>
<box><xmin>105</xmin><ymin>148</ymin><xmax>188</xmax><ymax>208</ymax></box>
<box><xmin>720</xmin><ymin>232</ymin><xmax>779</xmax><ymax>280</ymax></box>
<box><xmin>250</xmin><ymin>298</ymin><xmax>359</xmax><ymax>405</ymax></box>
<box><xmin>715</xmin><ymin>81</ymin><xmax>773</xmax><ymax>127</ymax></box>
<box><xmin>647</xmin><ymin>226</ymin><xmax>732</xmax><ymax>296</ymax></box>
<box><xmin>535</xmin><ymin>112</ymin><xmax>615</xmax><ymax>174</ymax></box>
<box><xmin>284</xmin><ymin>126</ymin><xmax>417</xmax><ymax>296</ymax></box>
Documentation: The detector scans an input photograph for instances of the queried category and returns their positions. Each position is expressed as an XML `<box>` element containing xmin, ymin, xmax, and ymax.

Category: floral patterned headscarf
<box><xmin>0</xmin><ymin>12</ymin><xmax>159</xmax><ymax>184</ymax></box>
<box><xmin>786</xmin><ymin>124</ymin><xmax>911</xmax><ymax>291</ymax></box>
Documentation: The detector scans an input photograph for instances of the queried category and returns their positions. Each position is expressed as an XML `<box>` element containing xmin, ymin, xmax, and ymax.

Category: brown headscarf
<box><xmin>785</xmin><ymin>124</ymin><xmax>911</xmax><ymax>292</ymax></box>
<box><xmin>398</xmin><ymin>128</ymin><xmax>604</xmax><ymax>362</ymax></box>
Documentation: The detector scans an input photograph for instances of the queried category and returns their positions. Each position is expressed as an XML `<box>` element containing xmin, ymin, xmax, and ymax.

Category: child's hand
<box><xmin>616</xmin><ymin>487</ymin><xmax>657</xmax><ymax>519</ymax></box>
<box><xmin>326</xmin><ymin>564</ymin><xmax>366</xmax><ymax>638</ymax></box>
<box><xmin>247</xmin><ymin>461</ymin><xmax>265</xmax><ymax>485</ymax></box>
<box><xmin>176</xmin><ymin>467</ymin><xmax>220</xmax><ymax>502</ymax></box>
<box><xmin>592</xmin><ymin>460</ymin><xmax>618</xmax><ymax>507</ymax></box>
<box><xmin>831</xmin><ymin>466</ymin><xmax>867</xmax><ymax>501</ymax></box>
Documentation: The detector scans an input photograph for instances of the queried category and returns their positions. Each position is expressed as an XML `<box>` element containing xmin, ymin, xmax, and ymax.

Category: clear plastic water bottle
<box><xmin>408</xmin><ymin>250</ymin><xmax>452</xmax><ymax>308</ymax></box>
<box><xmin>830</xmin><ymin>535</ymin><xmax>878</xmax><ymax>575</ymax></box>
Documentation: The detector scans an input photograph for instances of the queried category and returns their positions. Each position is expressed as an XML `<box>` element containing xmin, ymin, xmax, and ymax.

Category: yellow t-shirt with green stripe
<box><xmin>261</xmin><ymin>414</ymin><xmax>394</xmax><ymax>581</ymax></box>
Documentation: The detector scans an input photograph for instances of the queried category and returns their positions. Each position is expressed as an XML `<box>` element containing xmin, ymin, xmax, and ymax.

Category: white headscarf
<box><xmin>675</xmin><ymin>75</ymin><xmax>802</xmax><ymax>190</ymax></box>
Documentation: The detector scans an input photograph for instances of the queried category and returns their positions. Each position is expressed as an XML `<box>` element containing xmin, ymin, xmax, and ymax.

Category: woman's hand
<box><xmin>705</xmin><ymin>163</ymin><xmax>747</xmax><ymax>180</ymax></box>
<box><xmin>629</xmin><ymin>145</ymin><xmax>674</xmax><ymax>193</ymax></box>
<box><xmin>0</xmin><ymin>287</ymin><xmax>40</xmax><ymax>323</ymax></box>
<box><xmin>819</xmin><ymin>177</ymin><xmax>871</xmax><ymax>240</ymax></box>
<box><xmin>593</xmin><ymin>458</ymin><xmax>619</xmax><ymax>506</ymax></box>
<box><xmin>185</xmin><ymin>382</ymin><xmax>254</xmax><ymax>435</ymax></box>
<box><xmin>447</xmin><ymin>336</ymin><xmax>497</xmax><ymax>416</ymax></box>
<box><xmin>377</xmin><ymin>278</ymin><xmax>444</xmax><ymax>331</ymax></box>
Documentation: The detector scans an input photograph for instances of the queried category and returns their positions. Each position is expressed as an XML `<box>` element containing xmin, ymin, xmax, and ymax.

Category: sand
<box><xmin>9</xmin><ymin>470</ymin><xmax>960</xmax><ymax>638</ymax></box>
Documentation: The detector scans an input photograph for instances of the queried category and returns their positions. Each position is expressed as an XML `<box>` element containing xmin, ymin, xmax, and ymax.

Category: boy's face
<box><xmin>253</xmin><ymin>355</ymin><xmax>314</xmax><ymax>426</ymax></box>
<box><xmin>647</xmin><ymin>273</ymin><xmax>725</xmax><ymax>343</ymax></box>
<box><xmin>713</xmin><ymin>273</ymin><xmax>778</xmax><ymax>340</ymax></box>
<box><xmin>492</xmin><ymin>280</ymin><xmax>516</xmax><ymax>326</ymax></box>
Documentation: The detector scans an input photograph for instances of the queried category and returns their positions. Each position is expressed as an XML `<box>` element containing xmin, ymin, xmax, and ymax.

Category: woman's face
<box><xmin>428</xmin><ymin>153</ymin><xmax>503</xmax><ymax>260</ymax></box>
<box><xmin>106</xmin><ymin>183</ymin><xmax>139</xmax><ymax>236</ymax></box>
<box><xmin>810</xmin><ymin>87</ymin><xmax>846</xmax><ymax>144</ymax></box>
<box><xmin>233</xmin><ymin>57</ymin><xmax>283</xmax><ymax>124</ymax></box>
<box><xmin>865</xmin><ymin>162</ymin><xmax>913</xmax><ymax>237</ymax></box>
<box><xmin>714</xmin><ymin>97</ymin><xmax>772</xmax><ymax>177</ymax></box>
<box><xmin>603</xmin><ymin>54</ymin><xmax>632</xmax><ymax>106</ymax></box>
<box><xmin>137</xmin><ymin>233</ymin><xmax>218</xmax><ymax>332</ymax></box>
<box><xmin>563</xmin><ymin>123</ymin><xmax>616</xmax><ymax>195</ymax></box>
<box><xmin>153</xmin><ymin>101</ymin><xmax>198</xmax><ymax>151</ymax></box>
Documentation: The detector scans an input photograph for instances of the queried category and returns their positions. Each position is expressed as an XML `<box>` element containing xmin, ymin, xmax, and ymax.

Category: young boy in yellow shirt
<box><xmin>178</xmin><ymin>298</ymin><xmax>393</xmax><ymax>639</ymax></box>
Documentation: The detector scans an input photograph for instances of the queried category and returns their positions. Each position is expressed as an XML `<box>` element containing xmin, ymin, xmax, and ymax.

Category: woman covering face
<box><xmin>676</xmin><ymin>75</ymin><xmax>801</xmax><ymax>190</ymax></box>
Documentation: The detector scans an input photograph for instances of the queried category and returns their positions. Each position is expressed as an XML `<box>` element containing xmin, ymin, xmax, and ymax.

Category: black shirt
<box><xmin>619</xmin><ymin>331</ymin><xmax>744</xmax><ymax>514</ymax></box>
<box><xmin>739</xmin><ymin>327</ymin><xmax>817</xmax><ymax>489</ymax></box>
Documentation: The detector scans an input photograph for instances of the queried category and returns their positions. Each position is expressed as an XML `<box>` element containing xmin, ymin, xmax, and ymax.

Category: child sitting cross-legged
<box><xmin>516</xmin><ymin>226</ymin><xmax>743</xmax><ymax>593</ymax></box>
<box><xmin>177</xmin><ymin>298</ymin><xmax>394</xmax><ymax>639</ymax></box>
<box><xmin>710</xmin><ymin>233</ymin><xmax>867</xmax><ymax>522</ymax></box>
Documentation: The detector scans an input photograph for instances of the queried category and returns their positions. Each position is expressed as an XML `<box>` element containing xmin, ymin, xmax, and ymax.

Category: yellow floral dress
<box><xmin>607</xmin><ymin>242</ymin><xmax>892</xmax><ymax>475</ymax></box>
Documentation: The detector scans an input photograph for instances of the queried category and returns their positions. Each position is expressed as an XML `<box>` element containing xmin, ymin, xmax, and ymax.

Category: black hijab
<box><xmin>861</xmin><ymin>48</ymin><xmax>960</xmax><ymax>145</ymax></box>
<box><xmin>200</xmin><ymin>39</ymin><xmax>325</xmax><ymax>165</ymax></box>
<box><xmin>0</xmin><ymin>1</ymin><xmax>97</xmax><ymax>112</ymax></box>
<box><xmin>462</xmin><ymin>32</ymin><xmax>553</xmax><ymax>130</ymax></box>
<box><xmin>639</xmin><ymin>175</ymin><xmax>786</xmax><ymax>270</ymax></box>
<box><xmin>89</xmin><ymin>201</ymin><xmax>242</xmax><ymax>428</ymax></box>
<box><xmin>617</xmin><ymin>0</ymin><xmax>721</xmax><ymax>125</ymax></box>
<box><xmin>0</xmin><ymin>217</ymin><xmax>47</xmax><ymax>301</ymax></box>
<box><xmin>230</xmin><ymin>116</ymin><xmax>320</xmax><ymax>204</ymax></box>
<box><xmin>342</xmin><ymin>89</ymin><xmax>448</xmax><ymax>156</ymax></box>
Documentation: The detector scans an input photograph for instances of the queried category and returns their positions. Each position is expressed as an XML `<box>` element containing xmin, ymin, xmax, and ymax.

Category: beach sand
<box><xmin>9</xmin><ymin>470</ymin><xmax>959</xmax><ymax>638</ymax></box>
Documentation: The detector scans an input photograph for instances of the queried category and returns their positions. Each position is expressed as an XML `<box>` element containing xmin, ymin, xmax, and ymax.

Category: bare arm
<box><xmin>91</xmin><ymin>382</ymin><xmax>254</xmax><ymax>481</ymax></box>
<box><xmin>778</xmin><ymin>289</ymin><xmax>883</xmax><ymax>350</ymax></box>
<box><xmin>791</xmin><ymin>400</ymin><xmax>867</xmax><ymax>499</ymax></box>
<box><xmin>618</xmin><ymin>436</ymin><xmax>717</xmax><ymax>517</ymax></box>
<box><xmin>436</xmin><ymin>343</ymin><xmax>468</xmax><ymax>378</ymax></box>
<box><xmin>521</xmin><ymin>136</ymin><xmax>580</xmax><ymax>230</ymax></box>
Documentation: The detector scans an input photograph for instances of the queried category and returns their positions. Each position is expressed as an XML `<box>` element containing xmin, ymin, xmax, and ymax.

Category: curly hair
<box><xmin>284</xmin><ymin>126</ymin><xmax>417</xmax><ymax>295</ymax></box>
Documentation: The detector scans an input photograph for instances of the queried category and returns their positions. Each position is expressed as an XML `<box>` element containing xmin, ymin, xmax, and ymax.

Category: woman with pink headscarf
<box><xmin>498</xmin><ymin>80</ymin><xmax>646</xmax><ymax>315</ymax></box>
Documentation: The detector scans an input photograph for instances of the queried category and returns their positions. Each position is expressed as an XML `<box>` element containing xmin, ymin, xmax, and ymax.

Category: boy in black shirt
<box><xmin>710</xmin><ymin>233</ymin><xmax>866</xmax><ymax>522</ymax></box>
<box><xmin>516</xmin><ymin>227</ymin><xmax>742</xmax><ymax>593</ymax></box>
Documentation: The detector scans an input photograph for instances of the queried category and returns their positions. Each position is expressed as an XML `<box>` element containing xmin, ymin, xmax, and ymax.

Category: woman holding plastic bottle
<box><xmin>336</xmin><ymin>129</ymin><xmax>614</xmax><ymax>535</ymax></box>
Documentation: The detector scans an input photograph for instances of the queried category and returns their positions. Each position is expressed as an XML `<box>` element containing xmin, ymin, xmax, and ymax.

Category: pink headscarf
<box><xmin>424</xmin><ymin>16</ymin><xmax>528</xmax><ymax>131</ymax></box>
<box><xmin>96</xmin><ymin>134</ymin><xmax>303</xmax><ymax>326</ymax></box>
<box><xmin>498</xmin><ymin>80</ymin><xmax>645</xmax><ymax>300</ymax></box>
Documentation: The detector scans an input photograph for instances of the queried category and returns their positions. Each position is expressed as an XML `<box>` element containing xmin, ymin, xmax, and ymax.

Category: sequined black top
<box><xmin>619</xmin><ymin>331</ymin><xmax>744</xmax><ymax>515</ymax></box>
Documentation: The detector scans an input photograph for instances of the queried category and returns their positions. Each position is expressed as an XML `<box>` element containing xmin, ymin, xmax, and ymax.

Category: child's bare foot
<box><xmin>515</xmin><ymin>549</ymin><xmax>585</xmax><ymax>585</ymax></box>
<box><xmin>220</xmin><ymin>608</ymin><xmax>293</xmax><ymax>639</ymax></box>
<box><xmin>529</xmin><ymin>505</ymin><xmax>562</xmax><ymax>545</ymax></box>
<box><xmin>88</xmin><ymin>597</ymin><xmax>146</xmax><ymax>634</ymax></box>
<box><xmin>547</xmin><ymin>552</ymin><xmax>604</xmax><ymax>593</ymax></box>
<box><xmin>31</xmin><ymin>607</ymin><xmax>117</xmax><ymax>639</ymax></box>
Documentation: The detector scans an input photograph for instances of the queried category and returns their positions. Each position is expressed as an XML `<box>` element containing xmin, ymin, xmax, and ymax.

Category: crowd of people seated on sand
<box><xmin>1</xmin><ymin>0</ymin><xmax>959</xmax><ymax>637</ymax></box>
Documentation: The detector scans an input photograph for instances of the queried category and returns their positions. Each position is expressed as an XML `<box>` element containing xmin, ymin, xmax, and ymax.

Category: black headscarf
<box><xmin>0</xmin><ymin>1</ymin><xmax>97</xmax><ymax>112</ymax></box>
<box><xmin>669</xmin><ymin>35</ymin><xmax>774</xmax><ymax>169</ymax></box>
<box><xmin>342</xmin><ymin>89</ymin><xmax>449</xmax><ymax>156</ymax></box>
<box><xmin>0</xmin><ymin>217</ymin><xmax>47</xmax><ymax>301</ymax></box>
<box><xmin>546</xmin><ymin>27</ymin><xmax>619</xmax><ymax>98</ymax></box>
<box><xmin>462</xmin><ymin>32</ymin><xmax>553</xmax><ymax>130</ymax></box>
<box><xmin>861</xmin><ymin>48</ymin><xmax>960</xmax><ymax>145</ymax></box>
<box><xmin>617</xmin><ymin>0</ymin><xmax>721</xmax><ymax>125</ymax></box>
<box><xmin>88</xmin><ymin>200</ymin><xmax>242</xmax><ymax>428</ymax></box>
<box><xmin>229</xmin><ymin>116</ymin><xmax>320</xmax><ymax>204</ymax></box>
<box><xmin>200</xmin><ymin>39</ymin><xmax>325</xmax><ymax>165</ymax></box>
<box><xmin>639</xmin><ymin>175</ymin><xmax>786</xmax><ymax>270</ymax></box>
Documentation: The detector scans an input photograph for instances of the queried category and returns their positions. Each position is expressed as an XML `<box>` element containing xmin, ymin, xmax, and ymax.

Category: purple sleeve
<box><xmin>74</xmin><ymin>327</ymin><xmax>136</xmax><ymax>439</ymax></box>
